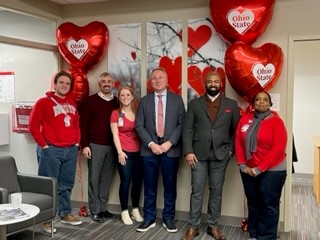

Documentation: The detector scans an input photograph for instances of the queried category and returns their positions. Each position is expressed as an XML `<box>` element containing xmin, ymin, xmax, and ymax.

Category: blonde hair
<box><xmin>118</xmin><ymin>85</ymin><xmax>136</xmax><ymax>113</ymax></box>
<box><xmin>150</xmin><ymin>67</ymin><xmax>167</xmax><ymax>78</ymax></box>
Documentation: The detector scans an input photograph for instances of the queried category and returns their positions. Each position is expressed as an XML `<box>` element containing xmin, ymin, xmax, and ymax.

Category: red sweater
<box><xmin>29</xmin><ymin>92</ymin><xmax>80</xmax><ymax>148</ymax></box>
<box><xmin>235</xmin><ymin>112</ymin><xmax>287</xmax><ymax>172</ymax></box>
<box><xmin>80</xmin><ymin>93</ymin><xmax>119</xmax><ymax>148</ymax></box>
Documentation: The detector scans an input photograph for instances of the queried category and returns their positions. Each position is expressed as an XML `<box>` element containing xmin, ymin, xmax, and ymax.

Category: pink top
<box><xmin>110</xmin><ymin>110</ymin><xmax>141</xmax><ymax>152</ymax></box>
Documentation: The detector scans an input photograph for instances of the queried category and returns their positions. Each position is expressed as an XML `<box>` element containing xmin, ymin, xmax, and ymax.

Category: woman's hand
<box><xmin>118</xmin><ymin>151</ymin><xmax>128</xmax><ymax>166</ymax></box>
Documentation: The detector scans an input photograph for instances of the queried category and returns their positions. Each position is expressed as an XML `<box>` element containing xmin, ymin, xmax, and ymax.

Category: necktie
<box><xmin>157</xmin><ymin>95</ymin><xmax>164</xmax><ymax>137</ymax></box>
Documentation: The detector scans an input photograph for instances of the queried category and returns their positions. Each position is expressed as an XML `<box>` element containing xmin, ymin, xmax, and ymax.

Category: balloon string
<box><xmin>241</xmin><ymin>194</ymin><xmax>248</xmax><ymax>232</ymax></box>
<box><xmin>77</xmin><ymin>151</ymin><xmax>89</xmax><ymax>217</ymax></box>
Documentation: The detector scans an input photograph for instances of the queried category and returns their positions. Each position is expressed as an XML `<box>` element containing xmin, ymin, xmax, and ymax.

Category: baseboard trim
<box><xmin>292</xmin><ymin>173</ymin><xmax>312</xmax><ymax>179</ymax></box>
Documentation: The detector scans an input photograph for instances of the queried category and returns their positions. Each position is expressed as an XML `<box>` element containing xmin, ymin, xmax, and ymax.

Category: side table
<box><xmin>0</xmin><ymin>203</ymin><xmax>40</xmax><ymax>240</ymax></box>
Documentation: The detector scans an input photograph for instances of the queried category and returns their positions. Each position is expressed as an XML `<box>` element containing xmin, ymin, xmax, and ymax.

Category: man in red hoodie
<box><xmin>29</xmin><ymin>70</ymin><xmax>82</xmax><ymax>234</ymax></box>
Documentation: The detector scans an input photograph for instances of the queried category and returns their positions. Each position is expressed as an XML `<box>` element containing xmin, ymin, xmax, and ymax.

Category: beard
<box><xmin>206</xmin><ymin>86</ymin><xmax>220</xmax><ymax>97</ymax></box>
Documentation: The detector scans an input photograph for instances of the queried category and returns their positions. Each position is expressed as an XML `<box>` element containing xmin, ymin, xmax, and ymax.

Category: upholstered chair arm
<box><xmin>17</xmin><ymin>173</ymin><xmax>57</xmax><ymax>198</ymax></box>
<box><xmin>0</xmin><ymin>187</ymin><xmax>9</xmax><ymax>203</ymax></box>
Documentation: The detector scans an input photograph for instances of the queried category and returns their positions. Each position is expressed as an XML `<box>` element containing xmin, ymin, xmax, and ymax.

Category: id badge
<box><xmin>64</xmin><ymin>115</ymin><xmax>71</xmax><ymax>127</ymax></box>
<box><xmin>118</xmin><ymin>117</ymin><xmax>124</xmax><ymax>127</ymax></box>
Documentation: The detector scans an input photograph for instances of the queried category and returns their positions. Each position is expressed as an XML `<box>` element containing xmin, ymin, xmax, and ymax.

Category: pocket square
<box><xmin>225</xmin><ymin>108</ymin><xmax>231</xmax><ymax>113</ymax></box>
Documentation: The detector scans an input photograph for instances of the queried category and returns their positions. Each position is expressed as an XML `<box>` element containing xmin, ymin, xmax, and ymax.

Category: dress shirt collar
<box><xmin>155</xmin><ymin>89</ymin><xmax>167</xmax><ymax>98</ymax></box>
<box><xmin>206</xmin><ymin>92</ymin><xmax>220</xmax><ymax>102</ymax></box>
<box><xmin>98</xmin><ymin>91</ymin><xmax>114</xmax><ymax>101</ymax></box>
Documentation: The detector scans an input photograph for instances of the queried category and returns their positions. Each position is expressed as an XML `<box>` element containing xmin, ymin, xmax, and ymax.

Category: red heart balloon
<box><xmin>188</xmin><ymin>65</ymin><xmax>205</xmax><ymax>96</ymax></box>
<box><xmin>210</xmin><ymin>0</ymin><xmax>275</xmax><ymax>44</ymax></box>
<box><xmin>225</xmin><ymin>42</ymin><xmax>283</xmax><ymax>103</ymax></box>
<box><xmin>159</xmin><ymin>56</ymin><xmax>182</xmax><ymax>95</ymax></box>
<box><xmin>57</xmin><ymin>21</ymin><xmax>109</xmax><ymax>72</ymax></box>
<box><xmin>67</xmin><ymin>68</ymin><xmax>89</xmax><ymax>109</ymax></box>
<box><xmin>179</xmin><ymin>26</ymin><xmax>212</xmax><ymax>57</ymax></box>
<box><xmin>187</xmin><ymin>66</ymin><xmax>226</xmax><ymax>96</ymax></box>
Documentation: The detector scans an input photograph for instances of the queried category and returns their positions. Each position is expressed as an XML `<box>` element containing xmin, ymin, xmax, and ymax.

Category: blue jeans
<box><xmin>143</xmin><ymin>153</ymin><xmax>179</xmax><ymax>221</ymax></box>
<box><xmin>117</xmin><ymin>151</ymin><xmax>143</xmax><ymax>210</ymax></box>
<box><xmin>37</xmin><ymin>144</ymin><xmax>78</xmax><ymax>217</ymax></box>
<box><xmin>240</xmin><ymin>170</ymin><xmax>287</xmax><ymax>240</ymax></box>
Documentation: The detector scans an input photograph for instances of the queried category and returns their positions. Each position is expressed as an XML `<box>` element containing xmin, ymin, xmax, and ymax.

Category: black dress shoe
<box><xmin>100</xmin><ymin>211</ymin><xmax>116</xmax><ymax>219</ymax></box>
<box><xmin>92</xmin><ymin>214</ymin><xmax>104</xmax><ymax>223</ymax></box>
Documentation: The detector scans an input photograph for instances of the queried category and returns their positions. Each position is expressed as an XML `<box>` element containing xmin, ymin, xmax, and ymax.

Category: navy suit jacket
<box><xmin>183</xmin><ymin>94</ymin><xmax>240</xmax><ymax>160</ymax></box>
<box><xmin>136</xmin><ymin>91</ymin><xmax>185</xmax><ymax>157</ymax></box>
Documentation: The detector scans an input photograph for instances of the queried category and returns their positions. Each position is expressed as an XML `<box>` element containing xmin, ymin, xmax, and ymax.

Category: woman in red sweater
<box><xmin>235</xmin><ymin>91</ymin><xmax>287</xmax><ymax>240</ymax></box>
<box><xmin>110</xmin><ymin>85</ymin><xmax>143</xmax><ymax>225</ymax></box>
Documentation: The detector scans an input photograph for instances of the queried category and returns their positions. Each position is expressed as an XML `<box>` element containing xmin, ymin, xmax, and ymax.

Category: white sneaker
<box><xmin>131</xmin><ymin>208</ymin><xmax>143</xmax><ymax>222</ymax></box>
<box><xmin>42</xmin><ymin>221</ymin><xmax>57</xmax><ymax>234</ymax></box>
<box><xmin>121</xmin><ymin>210</ymin><xmax>133</xmax><ymax>225</ymax></box>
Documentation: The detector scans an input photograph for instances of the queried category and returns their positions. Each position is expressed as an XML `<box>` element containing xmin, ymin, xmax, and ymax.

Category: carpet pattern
<box><xmin>7</xmin><ymin>176</ymin><xmax>319</xmax><ymax>240</ymax></box>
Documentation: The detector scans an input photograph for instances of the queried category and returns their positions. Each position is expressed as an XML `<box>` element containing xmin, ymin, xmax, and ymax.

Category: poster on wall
<box><xmin>187</xmin><ymin>18</ymin><xmax>227</xmax><ymax>102</ymax></box>
<box><xmin>107</xmin><ymin>23</ymin><xmax>141</xmax><ymax>99</ymax></box>
<box><xmin>147</xmin><ymin>20</ymin><xmax>182</xmax><ymax>95</ymax></box>
<box><xmin>12</xmin><ymin>102</ymin><xmax>34</xmax><ymax>133</ymax></box>
<box><xmin>0</xmin><ymin>72</ymin><xmax>14</xmax><ymax>102</ymax></box>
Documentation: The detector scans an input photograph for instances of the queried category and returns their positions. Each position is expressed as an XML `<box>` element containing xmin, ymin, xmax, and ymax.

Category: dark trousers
<box><xmin>142</xmin><ymin>153</ymin><xmax>179</xmax><ymax>221</ymax></box>
<box><xmin>88</xmin><ymin>143</ymin><xmax>116</xmax><ymax>214</ymax></box>
<box><xmin>188</xmin><ymin>151</ymin><xmax>229</xmax><ymax>227</ymax></box>
<box><xmin>240</xmin><ymin>170</ymin><xmax>287</xmax><ymax>240</ymax></box>
<box><xmin>117</xmin><ymin>151</ymin><xmax>143</xmax><ymax>210</ymax></box>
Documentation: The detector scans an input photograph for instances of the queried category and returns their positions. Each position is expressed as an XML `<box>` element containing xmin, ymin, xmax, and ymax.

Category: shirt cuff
<box><xmin>148</xmin><ymin>141</ymin><xmax>155</xmax><ymax>148</ymax></box>
<box><xmin>239</xmin><ymin>164</ymin><xmax>247</xmax><ymax>172</ymax></box>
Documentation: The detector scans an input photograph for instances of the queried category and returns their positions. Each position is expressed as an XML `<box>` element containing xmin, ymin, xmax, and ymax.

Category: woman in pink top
<box><xmin>110</xmin><ymin>85</ymin><xmax>143</xmax><ymax>225</ymax></box>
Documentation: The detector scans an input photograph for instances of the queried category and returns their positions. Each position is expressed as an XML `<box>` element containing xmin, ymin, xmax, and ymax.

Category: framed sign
<box><xmin>0</xmin><ymin>72</ymin><xmax>14</xmax><ymax>102</ymax></box>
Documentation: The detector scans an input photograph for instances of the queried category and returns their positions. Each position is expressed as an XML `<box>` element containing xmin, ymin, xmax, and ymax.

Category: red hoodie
<box><xmin>29</xmin><ymin>91</ymin><xmax>80</xmax><ymax>148</ymax></box>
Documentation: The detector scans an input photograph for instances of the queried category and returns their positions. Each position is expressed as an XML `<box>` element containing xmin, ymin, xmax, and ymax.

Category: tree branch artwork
<box><xmin>147</xmin><ymin>21</ymin><xmax>182</xmax><ymax>95</ymax></box>
<box><xmin>107</xmin><ymin>23</ymin><xmax>142</xmax><ymax>99</ymax></box>
<box><xmin>186</xmin><ymin>18</ymin><xmax>227</xmax><ymax>101</ymax></box>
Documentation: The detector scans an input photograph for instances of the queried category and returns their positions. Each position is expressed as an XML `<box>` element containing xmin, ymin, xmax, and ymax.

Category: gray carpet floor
<box><xmin>7</xmin><ymin>176</ymin><xmax>319</xmax><ymax>240</ymax></box>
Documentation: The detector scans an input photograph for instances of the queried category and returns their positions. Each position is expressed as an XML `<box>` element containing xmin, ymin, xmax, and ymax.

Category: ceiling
<box><xmin>49</xmin><ymin>0</ymin><xmax>113</xmax><ymax>4</ymax></box>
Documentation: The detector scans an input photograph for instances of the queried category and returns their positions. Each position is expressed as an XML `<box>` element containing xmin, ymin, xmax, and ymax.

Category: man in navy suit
<box><xmin>182</xmin><ymin>71</ymin><xmax>240</xmax><ymax>240</ymax></box>
<box><xmin>136</xmin><ymin>67</ymin><xmax>185</xmax><ymax>233</ymax></box>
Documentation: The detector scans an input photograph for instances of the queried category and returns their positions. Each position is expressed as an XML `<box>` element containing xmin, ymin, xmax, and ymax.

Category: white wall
<box><xmin>293</xmin><ymin>40</ymin><xmax>320</xmax><ymax>174</ymax></box>
<box><xmin>0</xmin><ymin>11</ymin><xmax>59</xmax><ymax>172</ymax></box>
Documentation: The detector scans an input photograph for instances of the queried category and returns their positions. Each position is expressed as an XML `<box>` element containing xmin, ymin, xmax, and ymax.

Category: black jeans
<box><xmin>240</xmin><ymin>170</ymin><xmax>287</xmax><ymax>240</ymax></box>
<box><xmin>117</xmin><ymin>151</ymin><xmax>143</xmax><ymax>210</ymax></box>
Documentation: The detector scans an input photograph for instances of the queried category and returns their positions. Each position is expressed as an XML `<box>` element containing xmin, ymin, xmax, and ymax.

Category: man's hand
<box><xmin>160</xmin><ymin>141</ymin><xmax>173</xmax><ymax>153</ymax></box>
<box><xmin>185</xmin><ymin>153</ymin><xmax>198</xmax><ymax>169</ymax></box>
<box><xmin>150</xmin><ymin>143</ymin><xmax>163</xmax><ymax>155</ymax></box>
<box><xmin>82</xmin><ymin>147</ymin><xmax>91</xmax><ymax>159</ymax></box>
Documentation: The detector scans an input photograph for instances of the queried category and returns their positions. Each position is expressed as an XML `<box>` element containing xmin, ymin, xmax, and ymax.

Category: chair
<box><xmin>0</xmin><ymin>155</ymin><xmax>57</xmax><ymax>237</ymax></box>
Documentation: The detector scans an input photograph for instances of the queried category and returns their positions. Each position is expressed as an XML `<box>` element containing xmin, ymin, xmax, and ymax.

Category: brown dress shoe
<box><xmin>207</xmin><ymin>227</ymin><xmax>226</xmax><ymax>240</ymax></box>
<box><xmin>181</xmin><ymin>227</ymin><xmax>199</xmax><ymax>240</ymax></box>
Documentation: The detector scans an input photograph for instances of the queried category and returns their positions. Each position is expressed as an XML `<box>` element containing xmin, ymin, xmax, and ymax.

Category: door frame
<box><xmin>285</xmin><ymin>34</ymin><xmax>320</xmax><ymax>231</ymax></box>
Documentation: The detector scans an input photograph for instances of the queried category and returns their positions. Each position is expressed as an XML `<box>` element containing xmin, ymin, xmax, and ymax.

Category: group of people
<box><xmin>28</xmin><ymin>67</ymin><xmax>287</xmax><ymax>240</ymax></box>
